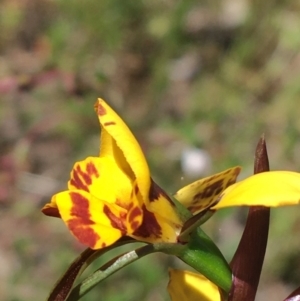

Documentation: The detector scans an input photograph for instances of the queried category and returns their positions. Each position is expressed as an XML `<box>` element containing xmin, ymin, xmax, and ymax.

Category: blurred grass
<box><xmin>1</xmin><ymin>0</ymin><xmax>300</xmax><ymax>300</ymax></box>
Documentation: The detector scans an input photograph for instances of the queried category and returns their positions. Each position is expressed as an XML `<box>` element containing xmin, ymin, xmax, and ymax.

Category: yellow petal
<box><xmin>147</xmin><ymin>179</ymin><xmax>182</xmax><ymax>226</ymax></box>
<box><xmin>53</xmin><ymin>190</ymin><xmax>142</xmax><ymax>249</ymax></box>
<box><xmin>213</xmin><ymin>171</ymin><xmax>300</xmax><ymax>209</ymax></box>
<box><xmin>131</xmin><ymin>204</ymin><xmax>179</xmax><ymax>243</ymax></box>
<box><xmin>46</xmin><ymin>156</ymin><xmax>144</xmax><ymax>249</ymax></box>
<box><xmin>95</xmin><ymin>99</ymin><xmax>151</xmax><ymax>203</ymax></box>
<box><xmin>174</xmin><ymin>167</ymin><xmax>241</xmax><ymax>214</ymax></box>
<box><xmin>168</xmin><ymin>269</ymin><xmax>221</xmax><ymax>301</ymax></box>
<box><xmin>68</xmin><ymin>156</ymin><xmax>136</xmax><ymax>209</ymax></box>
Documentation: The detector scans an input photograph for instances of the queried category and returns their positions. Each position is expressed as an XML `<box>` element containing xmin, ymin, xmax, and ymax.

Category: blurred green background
<box><xmin>1</xmin><ymin>0</ymin><xmax>300</xmax><ymax>300</ymax></box>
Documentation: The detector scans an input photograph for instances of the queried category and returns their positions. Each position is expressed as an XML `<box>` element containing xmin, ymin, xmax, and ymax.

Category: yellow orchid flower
<box><xmin>169</xmin><ymin>168</ymin><xmax>300</xmax><ymax>301</ymax></box>
<box><xmin>168</xmin><ymin>269</ymin><xmax>221</xmax><ymax>301</ymax></box>
<box><xmin>42</xmin><ymin>98</ymin><xmax>240</xmax><ymax>250</ymax></box>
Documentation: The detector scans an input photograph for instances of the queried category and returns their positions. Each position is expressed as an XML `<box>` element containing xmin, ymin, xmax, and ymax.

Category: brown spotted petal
<box><xmin>131</xmin><ymin>204</ymin><xmax>179</xmax><ymax>243</ymax></box>
<box><xmin>42</xmin><ymin>156</ymin><xmax>143</xmax><ymax>249</ymax></box>
<box><xmin>174</xmin><ymin>167</ymin><xmax>241</xmax><ymax>214</ymax></box>
<box><xmin>52</xmin><ymin>190</ymin><xmax>130</xmax><ymax>249</ymax></box>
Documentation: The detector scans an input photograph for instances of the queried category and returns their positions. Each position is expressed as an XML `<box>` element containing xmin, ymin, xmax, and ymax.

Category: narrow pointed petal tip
<box><xmin>213</xmin><ymin>171</ymin><xmax>300</xmax><ymax>209</ymax></box>
<box><xmin>254</xmin><ymin>135</ymin><xmax>269</xmax><ymax>174</ymax></box>
<box><xmin>168</xmin><ymin>269</ymin><xmax>221</xmax><ymax>301</ymax></box>
<box><xmin>41</xmin><ymin>204</ymin><xmax>60</xmax><ymax>218</ymax></box>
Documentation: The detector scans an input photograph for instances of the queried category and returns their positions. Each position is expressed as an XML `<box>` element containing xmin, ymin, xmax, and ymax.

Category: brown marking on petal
<box><xmin>225</xmin><ymin>169</ymin><xmax>240</xmax><ymax>186</ymax></box>
<box><xmin>70</xmin><ymin>192</ymin><xmax>94</xmax><ymax>224</ymax></box>
<box><xmin>127</xmin><ymin>202</ymin><xmax>134</xmax><ymax>210</ymax></box>
<box><xmin>104</xmin><ymin>121</ymin><xmax>116</xmax><ymax>126</ymax></box>
<box><xmin>131</xmin><ymin>220</ymin><xmax>140</xmax><ymax>230</ymax></box>
<box><xmin>192</xmin><ymin>179</ymin><xmax>224</xmax><ymax>204</ymax></box>
<box><xmin>76</xmin><ymin>165</ymin><xmax>92</xmax><ymax>186</ymax></box>
<box><xmin>101</xmin><ymin>242</ymin><xmax>106</xmax><ymax>248</ymax></box>
<box><xmin>115</xmin><ymin>199</ymin><xmax>133</xmax><ymax>211</ymax></box>
<box><xmin>70</xmin><ymin>168</ymin><xmax>89</xmax><ymax>191</ymax></box>
<box><xmin>188</xmin><ymin>204</ymin><xmax>204</xmax><ymax>212</ymax></box>
<box><xmin>128</xmin><ymin>206</ymin><xmax>142</xmax><ymax>225</ymax></box>
<box><xmin>134</xmin><ymin>184</ymin><xmax>139</xmax><ymax>196</ymax></box>
<box><xmin>41</xmin><ymin>206</ymin><xmax>61</xmax><ymax>218</ymax></box>
<box><xmin>226</xmin><ymin>178</ymin><xmax>237</xmax><ymax>187</ymax></box>
<box><xmin>70</xmin><ymin>163</ymin><xmax>100</xmax><ymax>192</ymax></box>
<box><xmin>149</xmin><ymin>178</ymin><xmax>175</xmax><ymax>207</ymax></box>
<box><xmin>68</xmin><ymin>219</ymin><xmax>100</xmax><ymax>248</ymax></box>
<box><xmin>97</xmin><ymin>102</ymin><xmax>107</xmax><ymax>116</ymax></box>
<box><xmin>202</xmin><ymin>175</ymin><xmax>217</xmax><ymax>184</ymax></box>
<box><xmin>133</xmin><ymin>205</ymin><xmax>162</xmax><ymax>238</ymax></box>
<box><xmin>103</xmin><ymin>205</ymin><xmax>127</xmax><ymax>233</ymax></box>
<box><xmin>86</xmin><ymin>161</ymin><xmax>99</xmax><ymax>178</ymax></box>
<box><xmin>67</xmin><ymin>192</ymin><xmax>100</xmax><ymax>248</ymax></box>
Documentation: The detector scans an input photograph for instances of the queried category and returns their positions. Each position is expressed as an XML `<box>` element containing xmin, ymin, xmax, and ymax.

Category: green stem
<box><xmin>67</xmin><ymin>242</ymin><xmax>185</xmax><ymax>301</ymax></box>
<box><xmin>47</xmin><ymin>238</ymin><xmax>136</xmax><ymax>301</ymax></box>
<box><xmin>178</xmin><ymin>227</ymin><xmax>232</xmax><ymax>293</ymax></box>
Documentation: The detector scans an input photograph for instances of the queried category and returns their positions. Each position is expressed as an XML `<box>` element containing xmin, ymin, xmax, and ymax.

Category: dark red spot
<box><xmin>70</xmin><ymin>162</ymin><xmax>100</xmax><ymax>192</ymax></box>
<box><xmin>76</xmin><ymin>165</ymin><xmax>92</xmax><ymax>186</ymax></box>
<box><xmin>70</xmin><ymin>168</ymin><xmax>89</xmax><ymax>191</ymax></box>
<box><xmin>68</xmin><ymin>219</ymin><xmax>100</xmax><ymax>249</ymax></box>
<box><xmin>133</xmin><ymin>205</ymin><xmax>162</xmax><ymax>238</ymax></box>
<box><xmin>86</xmin><ymin>161</ymin><xmax>99</xmax><ymax>178</ymax></box>
<box><xmin>128</xmin><ymin>206</ymin><xmax>142</xmax><ymax>227</ymax></box>
<box><xmin>103</xmin><ymin>205</ymin><xmax>127</xmax><ymax>233</ymax></box>
<box><xmin>41</xmin><ymin>206</ymin><xmax>61</xmax><ymax>218</ymax></box>
<box><xmin>97</xmin><ymin>103</ymin><xmax>107</xmax><ymax>116</ymax></box>
<box><xmin>104</xmin><ymin>121</ymin><xmax>116</xmax><ymax>126</ymax></box>
<box><xmin>149</xmin><ymin>178</ymin><xmax>175</xmax><ymax>207</ymax></box>
<box><xmin>134</xmin><ymin>184</ymin><xmax>139</xmax><ymax>196</ymax></box>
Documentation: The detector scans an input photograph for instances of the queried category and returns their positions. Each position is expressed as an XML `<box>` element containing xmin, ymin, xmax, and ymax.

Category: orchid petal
<box><xmin>131</xmin><ymin>205</ymin><xmax>179</xmax><ymax>243</ymax></box>
<box><xmin>168</xmin><ymin>269</ymin><xmax>221</xmax><ymax>301</ymax></box>
<box><xmin>43</xmin><ymin>156</ymin><xmax>143</xmax><ymax>249</ymax></box>
<box><xmin>68</xmin><ymin>157</ymin><xmax>136</xmax><ymax>209</ymax></box>
<box><xmin>148</xmin><ymin>179</ymin><xmax>182</xmax><ymax>225</ymax></box>
<box><xmin>95</xmin><ymin>99</ymin><xmax>150</xmax><ymax>203</ymax></box>
<box><xmin>174</xmin><ymin>167</ymin><xmax>241</xmax><ymax>214</ymax></box>
<box><xmin>213</xmin><ymin>171</ymin><xmax>300</xmax><ymax>209</ymax></box>
<box><xmin>53</xmin><ymin>189</ymin><xmax>142</xmax><ymax>249</ymax></box>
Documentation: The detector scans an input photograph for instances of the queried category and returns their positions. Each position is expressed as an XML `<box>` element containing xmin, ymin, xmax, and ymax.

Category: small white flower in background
<box><xmin>181</xmin><ymin>147</ymin><xmax>212</xmax><ymax>178</ymax></box>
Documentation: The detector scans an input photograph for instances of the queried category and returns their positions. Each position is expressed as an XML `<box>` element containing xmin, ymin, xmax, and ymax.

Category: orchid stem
<box><xmin>67</xmin><ymin>243</ymin><xmax>184</xmax><ymax>301</ymax></box>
